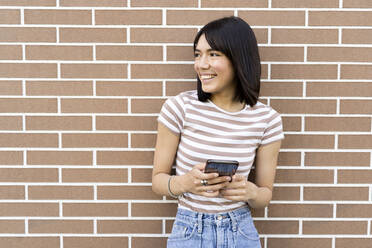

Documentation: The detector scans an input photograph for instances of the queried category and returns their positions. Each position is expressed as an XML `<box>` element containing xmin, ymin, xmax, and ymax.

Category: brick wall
<box><xmin>0</xmin><ymin>0</ymin><xmax>371</xmax><ymax>247</ymax></box>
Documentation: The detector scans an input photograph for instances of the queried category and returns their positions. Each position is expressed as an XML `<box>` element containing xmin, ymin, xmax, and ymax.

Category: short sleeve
<box><xmin>261</xmin><ymin>108</ymin><xmax>284</xmax><ymax>146</ymax></box>
<box><xmin>157</xmin><ymin>95</ymin><xmax>185</xmax><ymax>135</ymax></box>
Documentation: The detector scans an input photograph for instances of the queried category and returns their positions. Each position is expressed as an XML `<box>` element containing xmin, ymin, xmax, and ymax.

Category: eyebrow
<box><xmin>194</xmin><ymin>48</ymin><xmax>217</xmax><ymax>52</ymax></box>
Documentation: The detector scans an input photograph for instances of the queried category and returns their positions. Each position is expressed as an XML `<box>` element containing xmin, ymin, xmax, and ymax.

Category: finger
<box><xmin>232</xmin><ymin>174</ymin><xmax>245</xmax><ymax>182</ymax></box>
<box><xmin>193</xmin><ymin>163</ymin><xmax>207</xmax><ymax>171</ymax></box>
<box><xmin>196</xmin><ymin>182</ymin><xmax>229</xmax><ymax>192</ymax></box>
<box><xmin>222</xmin><ymin>195</ymin><xmax>244</xmax><ymax>201</ymax></box>
<box><xmin>206</xmin><ymin>176</ymin><xmax>231</xmax><ymax>185</ymax></box>
<box><xmin>220</xmin><ymin>188</ymin><xmax>245</xmax><ymax>196</ymax></box>
<box><xmin>198</xmin><ymin>190</ymin><xmax>220</xmax><ymax>198</ymax></box>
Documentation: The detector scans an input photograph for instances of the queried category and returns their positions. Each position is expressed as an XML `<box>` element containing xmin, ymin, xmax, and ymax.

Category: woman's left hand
<box><xmin>220</xmin><ymin>174</ymin><xmax>258</xmax><ymax>202</ymax></box>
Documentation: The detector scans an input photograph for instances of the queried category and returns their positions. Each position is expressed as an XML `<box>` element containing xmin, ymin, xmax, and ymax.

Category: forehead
<box><xmin>195</xmin><ymin>34</ymin><xmax>212</xmax><ymax>51</ymax></box>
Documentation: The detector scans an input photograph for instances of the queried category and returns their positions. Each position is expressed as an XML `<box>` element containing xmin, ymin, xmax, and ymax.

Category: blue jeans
<box><xmin>167</xmin><ymin>207</ymin><xmax>261</xmax><ymax>248</ymax></box>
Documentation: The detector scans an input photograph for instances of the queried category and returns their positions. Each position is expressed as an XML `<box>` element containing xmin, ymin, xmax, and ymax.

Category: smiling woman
<box><xmin>152</xmin><ymin>16</ymin><xmax>284</xmax><ymax>248</ymax></box>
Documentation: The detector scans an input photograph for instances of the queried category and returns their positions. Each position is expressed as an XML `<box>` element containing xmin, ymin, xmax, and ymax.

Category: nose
<box><xmin>198</xmin><ymin>55</ymin><xmax>210</xmax><ymax>69</ymax></box>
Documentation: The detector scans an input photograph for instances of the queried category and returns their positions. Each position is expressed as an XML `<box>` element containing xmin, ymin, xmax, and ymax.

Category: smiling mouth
<box><xmin>200</xmin><ymin>74</ymin><xmax>217</xmax><ymax>80</ymax></box>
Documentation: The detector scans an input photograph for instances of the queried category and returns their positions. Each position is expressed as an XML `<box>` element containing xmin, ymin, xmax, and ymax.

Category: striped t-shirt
<box><xmin>158</xmin><ymin>90</ymin><xmax>284</xmax><ymax>213</ymax></box>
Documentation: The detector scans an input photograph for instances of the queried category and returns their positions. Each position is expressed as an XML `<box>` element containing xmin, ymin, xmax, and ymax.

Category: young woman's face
<box><xmin>194</xmin><ymin>34</ymin><xmax>236</xmax><ymax>97</ymax></box>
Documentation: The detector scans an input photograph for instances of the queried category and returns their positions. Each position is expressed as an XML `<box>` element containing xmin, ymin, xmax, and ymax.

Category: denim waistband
<box><xmin>175</xmin><ymin>207</ymin><xmax>252</xmax><ymax>234</ymax></box>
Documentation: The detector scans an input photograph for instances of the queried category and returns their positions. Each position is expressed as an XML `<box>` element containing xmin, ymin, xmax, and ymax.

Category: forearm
<box><xmin>152</xmin><ymin>173</ymin><xmax>185</xmax><ymax>197</ymax></box>
<box><xmin>247</xmin><ymin>186</ymin><xmax>273</xmax><ymax>209</ymax></box>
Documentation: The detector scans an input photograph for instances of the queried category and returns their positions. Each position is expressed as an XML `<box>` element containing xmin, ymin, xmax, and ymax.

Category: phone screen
<box><xmin>204</xmin><ymin>159</ymin><xmax>239</xmax><ymax>177</ymax></box>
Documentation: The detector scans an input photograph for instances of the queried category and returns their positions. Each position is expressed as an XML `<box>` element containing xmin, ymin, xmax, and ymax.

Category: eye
<box><xmin>210</xmin><ymin>52</ymin><xmax>220</xmax><ymax>57</ymax></box>
<box><xmin>194</xmin><ymin>53</ymin><xmax>200</xmax><ymax>58</ymax></box>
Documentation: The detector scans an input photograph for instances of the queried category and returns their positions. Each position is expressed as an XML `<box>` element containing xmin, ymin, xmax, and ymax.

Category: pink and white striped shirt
<box><xmin>158</xmin><ymin>90</ymin><xmax>284</xmax><ymax>213</ymax></box>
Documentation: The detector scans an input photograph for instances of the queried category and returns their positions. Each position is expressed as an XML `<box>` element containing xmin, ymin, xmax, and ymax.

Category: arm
<box><xmin>152</xmin><ymin>123</ymin><xmax>230</xmax><ymax>198</ymax></box>
<box><xmin>221</xmin><ymin>140</ymin><xmax>281</xmax><ymax>208</ymax></box>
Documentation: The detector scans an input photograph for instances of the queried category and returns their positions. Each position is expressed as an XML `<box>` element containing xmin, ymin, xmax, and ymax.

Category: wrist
<box><xmin>168</xmin><ymin>176</ymin><xmax>180</xmax><ymax>198</ymax></box>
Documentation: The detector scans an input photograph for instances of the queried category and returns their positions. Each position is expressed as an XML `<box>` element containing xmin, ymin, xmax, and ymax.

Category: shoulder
<box><xmin>166</xmin><ymin>90</ymin><xmax>198</xmax><ymax>106</ymax></box>
<box><xmin>251</xmin><ymin>101</ymin><xmax>282</xmax><ymax>122</ymax></box>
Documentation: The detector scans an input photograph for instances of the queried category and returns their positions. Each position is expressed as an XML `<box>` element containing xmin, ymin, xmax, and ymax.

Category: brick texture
<box><xmin>0</xmin><ymin>2</ymin><xmax>371</xmax><ymax>248</ymax></box>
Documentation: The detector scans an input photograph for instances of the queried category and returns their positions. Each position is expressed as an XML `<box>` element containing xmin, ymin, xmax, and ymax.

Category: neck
<box><xmin>210</xmin><ymin>94</ymin><xmax>245</xmax><ymax>112</ymax></box>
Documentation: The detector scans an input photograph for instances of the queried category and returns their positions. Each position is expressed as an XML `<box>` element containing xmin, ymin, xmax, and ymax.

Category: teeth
<box><xmin>200</xmin><ymin>74</ymin><xmax>216</xmax><ymax>79</ymax></box>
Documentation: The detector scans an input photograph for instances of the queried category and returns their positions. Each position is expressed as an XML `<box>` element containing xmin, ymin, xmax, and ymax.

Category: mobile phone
<box><xmin>204</xmin><ymin>159</ymin><xmax>239</xmax><ymax>177</ymax></box>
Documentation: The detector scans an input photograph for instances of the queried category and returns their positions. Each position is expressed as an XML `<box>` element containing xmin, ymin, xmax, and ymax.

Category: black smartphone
<box><xmin>204</xmin><ymin>159</ymin><xmax>239</xmax><ymax>177</ymax></box>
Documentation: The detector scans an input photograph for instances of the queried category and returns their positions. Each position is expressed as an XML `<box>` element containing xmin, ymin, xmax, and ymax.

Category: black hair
<box><xmin>193</xmin><ymin>16</ymin><xmax>261</xmax><ymax>107</ymax></box>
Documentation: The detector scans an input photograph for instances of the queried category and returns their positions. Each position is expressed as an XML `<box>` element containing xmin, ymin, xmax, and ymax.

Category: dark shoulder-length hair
<box><xmin>194</xmin><ymin>16</ymin><xmax>261</xmax><ymax>107</ymax></box>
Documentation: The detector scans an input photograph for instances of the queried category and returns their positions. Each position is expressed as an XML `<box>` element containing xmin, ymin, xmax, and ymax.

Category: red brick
<box><xmin>132</xmin><ymin>168</ymin><xmax>152</xmax><ymax>183</ymax></box>
<box><xmin>343</xmin><ymin>0</ymin><xmax>372</xmax><ymax>7</ymax></box>
<box><xmin>305</xmin><ymin>117</ymin><xmax>371</xmax><ymax>132</ymax></box>
<box><xmin>0</xmin><ymin>9</ymin><xmax>20</xmax><ymax>24</ymax></box>
<box><xmin>0</xmin><ymin>27</ymin><xmax>56</xmax><ymax>42</ymax></box>
<box><xmin>338</xmin><ymin>135</ymin><xmax>372</xmax><ymax>149</ymax></box>
<box><xmin>63</xmin><ymin>133</ymin><xmax>128</xmax><ymax>148</ymax></box>
<box><xmin>98</xmin><ymin>220</ymin><xmax>162</xmax><ymax>234</ymax></box>
<box><xmin>0</xmin><ymin>98</ymin><xmax>57</xmax><ymax>113</ymax></box>
<box><xmin>0</xmin><ymin>151</ymin><xmax>23</xmax><ymax>165</ymax></box>
<box><xmin>96</xmin><ymin>116</ymin><xmax>157</xmax><ymax>131</ymax></box>
<box><xmin>0</xmin><ymin>45</ymin><xmax>22</xmax><ymax>60</ymax></box>
<box><xmin>282</xmin><ymin>135</ymin><xmax>334</xmax><ymax>149</ymax></box>
<box><xmin>255</xmin><ymin>220</ymin><xmax>299</xmax><ymax>234</ymax></box>
<box><xmin>166</xmin><ymin>81</ymin><xmax>197</xmax><ymax>96</ymax></box>
<box><xmin>26</xmin><ymin>81</ymin><xmax>93</xmax><ymax>96</ymax></box>
<box><xmin>278</xmin><ymin>152</ymin><xmax>301</xmax><ymax>166</ymax></box>
<box><xmin>308</xmin><ymin>47</ymin><xmax>372</xmax><ymax>62</ymax></box>
<box><xmin>336</xmin><ymin>238</ymin><xmax>372</xmax><ymax>248</ymax></box>
<box><xmin>26</xmin><ymin>116</ymin><xmax>92</xmax><ymax>131</ymax></box>
<box><xmin>281</xmin><ymin>117</ymin><xmax>302</xmax><ymax>131</ymax></box>
<box><xmin>271</xmin><ymin>64</ymin><xmax>338</xmax><ymax>80</ymax></box>
<box><xmin>0</xmin><ymin>168</ymin><xmax>58</xmax><ymax>182</ymax></box>
<box><xmin>24</xmin><ymin>9</ymin><xmax>91</xmax><ymax>25</ymax></box>
<box><xmin>268</xmin><ymin>204</ymin><xmax>333</xmax><ymax>218</ymax></box>
<box><xmin>260</xmin><ymin>47</ymin><xmax>304</xmax><ymax>62</ymax></box>
<box><xmin>167</xmin><ymin>10</ymin><xmax>233</xmax><ymax>25</ymax></box>
<box><xmin>272</xmin><ymin>187</ymin><xmax>300</xmax><ymax>201</ymax></box>
<box><xmin>305</xmin><ymin>152</ymin><xmax>370</xmax><ymax>167</ymax></box>
<box><xmin>167</xmin><ymin>46</ymin><xmax>194</xmax><ymax>61</ymax></box>
<box><xmin>0</xmin><ymin>63</ymin><xmax>57</xmax><ymax>78</ymax></box>
<box><xmin>61</xmin><ymin>98</ymin><xmax>127</xmax><ymax>113</ymax></box>
<box><xmin>131</xmin><ymin>0</ymin><xmax>196</xmax><ymax>7</ymax></box>
<box><xmin>97</xmin><ymin>151</ymin><xmax>153</xmax><ymax>165</ymax></box>
<box><xmin>63</xmin><ymin>203</ymin><xmax>128</xmax><ymax>217</ymax></box>
<box><xmin>303</xmin><ymin>221</ymin><xmax>367</xmax><ymax>235</ymax></box>
<box><xmin>64</xmin><ymin>237</ymin><xmax>128</xmax><ymax>248</ymax></box>
<box><xmin>338</xmin><ymin>170</ymin><xmax>372</xmax><ymax>184</ymax></box>
<box><xmin>60</xmin><ymin>0</ymin><xmax>127</xmax><ymax>7</ymax></box>
<box><xmin>131</xmin><ymin>98</ymin><xmax>165</xmax><ymax>113</ymax></box>
<box><xmin>96</xmin><ymin>10</ymin><xmax>162</xmax><ymax>25</ymax></box>
<box><xmin>132</xmin><ymin>64</ymin><xmax>195</xmax><ymax>79</ymax></box>
<box><xmin>29</xmin><ymin>186</ymin><xmax>93</xmax><ymax>200</ymax></box>
<box><xmin>239</xmin><ymin>11</ymin><xmax>305</xmax><ymax>26</ymax></box>
<box><xmin>96</xmin><ymin>81</ymin><xmax>162</xmax><ymax>96</ymax></box>
<box><xmin>309</xmin><ymin>11</ymin><xmax>372</xmax><ymax>26</ymax></box>
<box><xmin>26</xmin><ymin>46</ymin><xmax>93</xmax><ymax>61</ymax></box>
<box><xmin>62</xmin><ymin>168</ymin><xmax>127</xmax><ymax>183</ymax></box>
<box><xmin>268</xmin><ymin>238</ymin><xmax>332</xmax><ymax>248</ymax></box>
<box><xmin>61</xmin><ymin>64</ymin><xmax>127</xmax><ymax>79</ymax></box>
<box><xmin>0</xmin><ymin>133</ymin><xmax>58</xmax><ymax>147</ymax></box>
<box><xmin>0</xmin><ymin>203</ymin><xmax>58</xmax><ymax>216</ymax></box>
<box><xmin>341</xmin><ymin>65</ymin><xmax>372</xmax><ymax>79</ymax></box>
<box><xmin>0</xmin><ymin>186</ymin><xmax>24</xmax><ymax>199</ymax></box>
<box><xmin>270</xmin><ymin>99</ymin><xmax>337</xmax><ymax>114</ymax></box>
<box><xmin>304</xmin><ymin>187</ymin><xmax>369</xmax><ymax>201</ymax></box>
<box><xmin>131</xmin><ymin>133</ymin><xmax>156</xmax><ymax>148</ymax></box>
<box><xmin>131</xmin><ymin>237</ymin><xmax>167</xmax><ymax>248</ymax></box>
<box><xmin>60</xmin><ymin>28</ymin><xmax>126</xmax><ymax>43</ymax></box>
<box><xmin>272</xmin><ymin>28</ymin><xmax>338</xmax><ymax>44</ymax></box>
<box><xmin>272</xmin><ymin>0</ymin><xmax>338</xmax><ymax>8</ymax></box>
<box><xmin>340</xmin><ymin>100</ymin><xmax>372</xmax><ymax>114</ymax></box>
<box><xmin>0</xmin><ymin>116</ymin><xmax>22</xmax><ymax>130</ymax></box>
<box><xmin>343</xmin><ymin>29</ymin><xmax>372</xmax><ymax>44</ymax></box>
<box><xmin>131</xmin><ymin>28</ymin><xmax>197</xmax><ymax>43</ymax></box>
<box><xmin>132</xmin><ymin>203</ymin><xmax>177</xmax><ymax>217</ymax></box>
<box><xmin>98</xmin><ymin>186</ymin><xmax>161</xmax><ymax>200</ymax></box>
<box><xmin>307</xmin><ymin>82</ymin><xmax>372</xmax><ymax>97</ymax></box>
<box><xmin>29</xmin><ymin>220</ymin><xmax>93</xmax><ymax>233</ymax></box>
<box><xmin>275</xmin><ymin>169</ymin><xmax>334</xmax><ymax>184</ymax></box>
<box><xmin>0</xmin><ymin>237</ymin><xmax>59</xmax><ymax>248</ymax></box>
<box><xmin>0</xmin><ymin>81</ymin><xmax>22</xmax><ymax>95</ymax></box>
<box><xmin>201</xmin><ymin>0</ymin><xmax>267</xmax><ymax>8</ymax></box>
<box><xmin>27</xmin><ymin>151</ymin><xmax>93</xmax><ymax>165</ymax></box>
<box><xmin>96</xmin><ymin>46</ymin><xmax>163</xmax><ymax>61</ymax></box>
<box><xmin>0</xmin><ymin>0</ymin><xmax>55</xmax><ymax>6</ymax></box>
<box><xmin>0</xmin><ymin>220</ymin><xmax>24</xmax><ymax>233</ymax></box>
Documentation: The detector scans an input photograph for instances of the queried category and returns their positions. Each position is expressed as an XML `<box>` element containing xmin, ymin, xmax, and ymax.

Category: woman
<box><xmin>152</xmin><ymin>16</ymin><xmax>284</xmax><ymax>248</ymax></box>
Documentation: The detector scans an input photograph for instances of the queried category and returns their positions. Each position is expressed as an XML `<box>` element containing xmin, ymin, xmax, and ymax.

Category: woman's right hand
<box><xmin>175</xmin><ymin>163</ymin><xmax>232</xmax><ymax>197</ymax></box>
